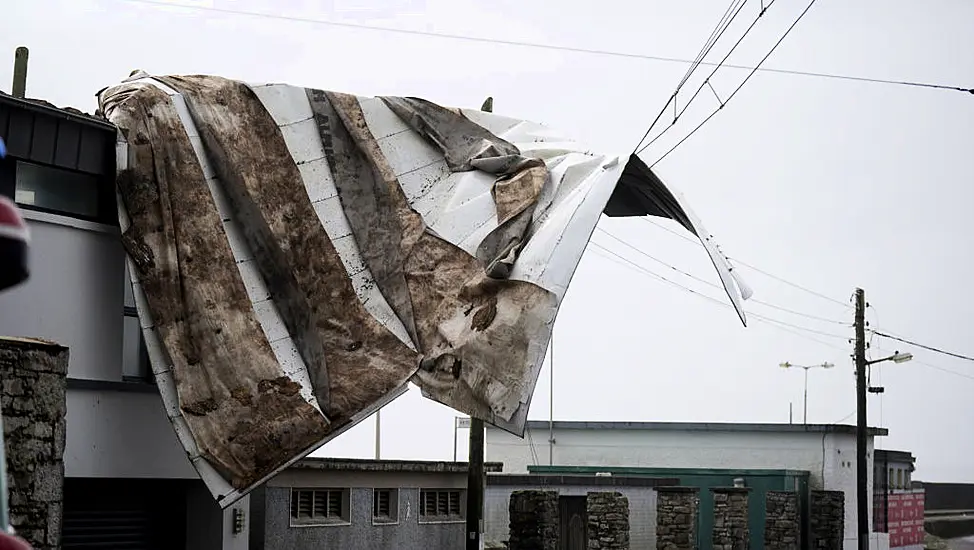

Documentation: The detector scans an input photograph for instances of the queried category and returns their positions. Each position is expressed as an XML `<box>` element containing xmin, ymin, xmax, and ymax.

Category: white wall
<box><xmin>65</xmin><ymin>389</ymin><xmax>196</xmax><ymax>479</ymax></box>
<box><xmin>0</xmin><ymin>213</ymin><xmax>197</xmax><ymax>480</ymax></box>
<box><xmin>487</xmin><ymin>425</ymin><xmax>877</xmax><ymax>550</ymax></box>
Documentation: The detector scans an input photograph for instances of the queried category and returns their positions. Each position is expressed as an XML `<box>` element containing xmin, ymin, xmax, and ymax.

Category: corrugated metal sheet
<box><xmin>97</xmin><ymin>73</ymin><xmax>749</xmax><ymax>507</ymax></box>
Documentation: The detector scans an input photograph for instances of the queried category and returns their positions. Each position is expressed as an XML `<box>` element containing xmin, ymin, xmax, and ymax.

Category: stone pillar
<box><xmin>508</xmin><ymin>490</ymin><xmax>559</xmax><ymax>550</ymax></box>
<box><xmin>711</xmin><ymin>488</ymin><xmax>749</xmax><ymax>550</ymax></box>
<box><xmin>656</xmin><ymin>487</ymin><xmax>699</xmax><ymax>550</ymax></box>
<box><xmin>810</xmin><ymin>490</ymin><xmax>845</xmax><ymax>550</ymax></box>
<box><xmin>0</xmin><ymin>337</ymin><xmax>69</xmax><ymax>550</ymax></box>
<box><xmin>765</xmin><ymin>491</ymin><xmax>800</xmax><ymax>550</ymax></box>
<box><xmin>587</xmin><ymin>491</ymin><xmax>630</xmax><ymax>550</ymax></box>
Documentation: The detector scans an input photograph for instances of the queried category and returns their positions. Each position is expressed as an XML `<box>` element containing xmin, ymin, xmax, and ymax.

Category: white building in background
<box><xmin>486</xmin><ymin>420</ymin><xmax>890</xmax><ymax>550</ymax></box>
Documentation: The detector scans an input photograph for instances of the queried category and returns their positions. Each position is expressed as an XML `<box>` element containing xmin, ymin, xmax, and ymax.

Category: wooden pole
<box><xmin>854</xmin><ymin>288</ymin><xmax>869</xmax><ymax>550</ymax></box>
<box><xmin>12</xmin><ymin>47</ymin><xmax>28</xmax><ymax>99</ymax></box>
<box><xmin>465</xmin><ymin>95</ymin><xmax>493</xmax><ymax>550</ymax></box>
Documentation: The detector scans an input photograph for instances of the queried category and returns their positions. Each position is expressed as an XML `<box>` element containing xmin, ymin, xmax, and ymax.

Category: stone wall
<box><xmin>765</xmin><ymin>491</ymin><xmax>800</xmax><ymax>550</ymax></box>
<box><xmin>656</xmin><ymin>487</ymin><xmax>699</xmax><ymax>550</ymax></box>
<box><xmin>508</xmin><ymin>490</ymin><xmax>559</xmax><ymax>550</ymax></box>
<box><xmin>711</xmin><ymin>488</ymin><xmax>749</xmax><ymax>550</ymax></box>
<box><xmin>810</xmin><ymin>490</ymin><xmax>844</xmax><ymax>550</ymax></box>
<box><xmin>587</xmin><ymin>491</ymin><xmax>630</xmax><ymax>550</ymax></box>
<box><xmin>0</xmin><ymin>337</ymin><xmax>69</xmax><ymax>550</ymax></box>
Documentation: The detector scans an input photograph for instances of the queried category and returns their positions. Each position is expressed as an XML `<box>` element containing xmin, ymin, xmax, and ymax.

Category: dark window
<box><xmin>122</xmin><ymin>264</ymin><xmax>152</xmax><ymax>382</ymax></box>
<box><xmin>372</xmin><ymin>489</ymin><xmax>398</xmax><ymax>524</ymax></box>
<box><xmin>419</xmin><ymin>489</ymin><xmax>463</xmax><ymax>522</ymax></box>
<box><xmin>289</xmin><ymin>488</ymin><xmax>349</xmax><ymax>525</ymax></box>
<box><xmin>14</xmin><ymin>161</ymin><xmax>101</xmax><ymax>219</ymax></box>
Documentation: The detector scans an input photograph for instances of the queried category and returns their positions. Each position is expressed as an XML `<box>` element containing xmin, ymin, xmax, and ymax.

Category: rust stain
<box><xmin>470</xmin><ymin>296</ymin><xmax>498</xmax><ymax>332</ymax></box>
<box><xmin>158</xmin><ymin>76</ymin><xmax>421</xmax><ymax>426</ymax></box>
<box><xmin>102</xmin><ymin>82</ymin><xmax>330</xmax><ymax>490</ymax></box>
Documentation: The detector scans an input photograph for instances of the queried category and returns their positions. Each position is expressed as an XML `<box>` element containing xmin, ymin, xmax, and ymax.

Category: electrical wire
<box><xmin>595</xmin><ymin>227</ymin><xmax>848</xmax><ymax>325</ymax></box>
<box><xmin>588</xmin><ymin>241</ymin><xmax>974</xmax><ymax>389</ymax></box>
<box><xmin>636</xmin><ymin>0</ymin><xmax>777</xmax><ymax>155</ymax></box>
<box><xmin>587</xmin><ymin>241</ymin><xmax>849</xmax><ymax>342</ymax></box>
<box><xmin>639</xmin><ymin>217</ymin><xmax>852</xmax><ymax>309</ymax></box>
<box><xmin>646</xmin><ymin>0</ymin><xmax>823</xmax><ymax>167</ymax></box>
<box><xmin>122</xmin><ymin>0</ymin><xmax>974</xmax><ymax>96</ymax></box>
<box><xmin>632</xmin><ymin>0</ymin><xmax>752</xmax><ymax>153</ymax></box>
<box><xmin>871</xmin><ymin>330</ymin><xmax>974</xmax><ymax>363</ymax></box>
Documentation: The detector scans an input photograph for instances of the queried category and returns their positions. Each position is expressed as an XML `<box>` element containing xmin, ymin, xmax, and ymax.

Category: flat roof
<box><xmin>290</xmin><ymin>457</ymin><xmax>504</xmax><ymax>474</ymax></box>
<box><xmin>529</xmin><ymin>465</ymin><xmax>811</xmax><ymax>478</ymax></box>
<box><xmin>497</xmin><ymin>420</ymin><xmax>888</xmax><ymax>437</ymax></box>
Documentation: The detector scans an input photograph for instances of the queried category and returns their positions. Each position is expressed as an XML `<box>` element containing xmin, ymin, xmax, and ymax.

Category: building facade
<box><xmin>486</xmin><ymin>420</ymin><xmax>889</xmax><ymax>550</ymax></box>
<box><xmin>248</xmin><ymin>458</ymin><xmax>501</xmax><ymax>550</ymax></box>
<box><xmin>0</xmin><ymin>92</ymin><xmax>232</xmax><ymax>548</ymax></box>
<box><xmin>874</xmin><ymin>450</ymin><xmax>924</xmax><ymax>550</ymax></box>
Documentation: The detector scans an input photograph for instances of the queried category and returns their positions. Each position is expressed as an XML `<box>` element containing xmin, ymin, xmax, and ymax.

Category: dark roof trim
<box><xmin>487</xmin><ymin>474</ymin><xmax>679</xmax><ymax>488</ymax></box>
<box><xmin>0</xmin><ymin>93</ymin><xmax>114</xmax><ymax>132</ymax></box>
<box><xmin>290</xmin><ymin>457</ymin><xmax>503</xmax><ymax>474</ymax></box>
<box><xmin>876</xmin><ymin>449</ymin><xmax>915</xmax><ymax>462</ymax></box>
<box><xmin>497</xmin><ymin>420</ymin><xmax>888</xmax><ymax>437</ymax></box>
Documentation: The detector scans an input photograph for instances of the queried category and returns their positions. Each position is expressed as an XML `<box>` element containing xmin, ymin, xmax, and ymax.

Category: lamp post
<box><xmin>779</xmin><ymin>361</ymin><xmax>834</xmax><ymax>424</ymax></box>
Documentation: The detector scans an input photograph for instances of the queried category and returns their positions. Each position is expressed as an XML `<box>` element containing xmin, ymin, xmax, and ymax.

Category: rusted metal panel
<box><xmin>97</xmin><ymin>72</ymin><xmax>750</xmax><ymax>507</ymax></box>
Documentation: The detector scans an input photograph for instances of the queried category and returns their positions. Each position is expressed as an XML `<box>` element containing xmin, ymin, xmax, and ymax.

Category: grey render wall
<box><xmin>260</xmin><ymin>486</ymin><xmax>463</xmax><ymax>550</ymax></box>
<box><xmin>0</xmin><ymin>214</ymin><xmax>195</xmax><ymax>480</ymax></box>
<box><xmin>485</xmin><ymin>485</ymin><xmax>658</xmax><ymax>549</ymax></box>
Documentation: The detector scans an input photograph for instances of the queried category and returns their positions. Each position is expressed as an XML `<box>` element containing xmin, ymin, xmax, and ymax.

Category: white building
<box><xmin>487</xmin><ymin>420</ymin><xmax>890</xmax><ymax>550</ymax></box>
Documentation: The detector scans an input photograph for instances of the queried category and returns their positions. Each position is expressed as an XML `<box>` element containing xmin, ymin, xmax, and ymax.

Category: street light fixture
<box><xmin>779</xmin><ymin>361</ymin><xmax>835</xmax><ymax>424</ymax></box>
<box><xmin>867</xmin><ymin>351</ymin><xmax>913</xmax><ymax>366</ymax></box>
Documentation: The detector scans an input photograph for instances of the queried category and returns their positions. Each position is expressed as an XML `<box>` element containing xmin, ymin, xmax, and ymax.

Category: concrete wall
<box><xmin>485</xmin><ymin>485</ymin><xmax>658</xmax><ymax>549</ymax></box>
<box><xmin>0</xmin><ymin>213</ymin><xmax>195</xmax><ymax>480</ymax></box>
<box><xmin>260</xmin><ymin>486</ymin><xmax>463</xmax><ymax>550</ymax></box>
<box><xmin>487</xmin><ymin>425</ymin><xmax>876</xmax><ymax>550</ymax></box>
<box><xmin>0</xmin><ymin>338</ymin><xmax>68</xmax><ymax>550</ymax></box>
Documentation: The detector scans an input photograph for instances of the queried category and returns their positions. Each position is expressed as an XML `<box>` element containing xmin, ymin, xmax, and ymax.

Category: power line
<box><xmin>636</xmin><ymin>0</ymin><xmax>777</xmax><ymax>155</ymax></box>
<box><xmin>587</xmin><ymin>241</ymin><xmax>849</xmax><ymax>342</ymax></box>
<box><xmin>123</xmin><ymin>0</ymin><xmax>973</xmax><ymax>96</ymax></box>
<box><xmin>871</xmin><ymin>330</ymin><xmax>974</xmax><ymax>363</ymax></box>
<box><xmin>633</xmin><ymin>0</ymin><xmax>753</xmax><ymax>153</ymax></box>
<box><xmin>595</xmin><ymin>227</ymin><xmax>848</xmax><ymax>325</ymax></box>
<box><xmin>590</xmin><ymin>241</ymin><xmax>974</xmax><ymax>384</ymax></box>
<box><xmin>646</xmin><ymin>0</ymin><xmax>823</xmax><ymax>167</ymax></box>
<box><xmin>913</xmin><ymin>359</ymin><xmax>974</xmax><ymax>381</ymax></box>
<box><xmin>639</xmin><ymin>217</ymin><xmax>852</xmax><ymax>309</ymax></box>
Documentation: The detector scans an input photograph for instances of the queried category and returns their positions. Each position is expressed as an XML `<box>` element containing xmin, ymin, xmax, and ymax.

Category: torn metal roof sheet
<box><xmin>96</xmin><ymin>73</ymin><xmax>749</xmax><ymax>507</ymax></box>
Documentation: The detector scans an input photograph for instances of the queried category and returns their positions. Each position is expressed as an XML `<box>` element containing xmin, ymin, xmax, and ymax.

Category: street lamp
<box><xmin>779</xmin><ymin>361</ymin><xmax>835</xmax><ymax>424</ymax></box>
<box><xmin>867</xmin><ymin>352</ymin><xmax>913</xmax><ymax>365</ymax></box>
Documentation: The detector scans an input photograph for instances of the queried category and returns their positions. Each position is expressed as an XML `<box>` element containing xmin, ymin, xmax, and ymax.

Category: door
<box><xmin>559</xmin><ymin>495</ymin><xmax>587</xmax><ymax>550</ymax></box>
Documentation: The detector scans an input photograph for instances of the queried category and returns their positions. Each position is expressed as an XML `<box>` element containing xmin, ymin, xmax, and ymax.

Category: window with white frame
<box><xmin>419</xmin><ymin>489</ymin><xmax>464</xmax><ymax>523</ymax></box>
<box><xmin>290</xmin><ymin>488</ymin><xmax>350</xmax><ymax>526</ymax></box>
<box><xmin>372</xmin><ymin>489</ymin><xmax>399</xmax><ymax>524</ymax></box>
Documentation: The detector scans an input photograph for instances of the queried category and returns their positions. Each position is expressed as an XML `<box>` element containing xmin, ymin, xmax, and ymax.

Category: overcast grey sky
<box><xmin>3</xmin><ymin>0</ymin><xmax>972</xmax><ymax>482</ymax></box>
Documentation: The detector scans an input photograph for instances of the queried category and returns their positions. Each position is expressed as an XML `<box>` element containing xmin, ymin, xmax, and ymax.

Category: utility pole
<box><xmin>465</xmin><ymin>95</ymin><xmax>492</xmax><ymax>550</ymax></box>
<box><xmin>12</xmin><ymin>47</ymin><xmax>28</xmax><ymax>99</ymax></box>
<box><xmin>854</xmin><ymin>287</ymin><xmax>869</xmax><ymax>550</ymax></box>
<box><xmin>374</xmin><ymin>409</ymin><xmax>381</xmax><ymax>460</ymax></box>
<box><xmin>548</xmin><ymin>334</ymin><xmax>554</xmax><ymax>466</ymax></box>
